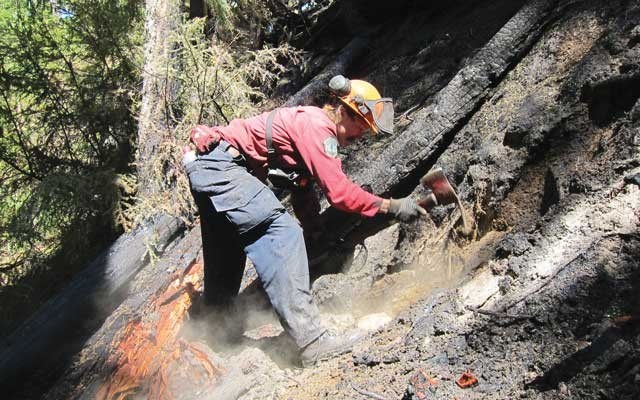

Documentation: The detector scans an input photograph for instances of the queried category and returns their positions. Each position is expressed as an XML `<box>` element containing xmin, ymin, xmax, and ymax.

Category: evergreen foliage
<box><xmin>0</xmin><ymin>0</ymin><xmax>143</xmax><ymax>330</ymax></box>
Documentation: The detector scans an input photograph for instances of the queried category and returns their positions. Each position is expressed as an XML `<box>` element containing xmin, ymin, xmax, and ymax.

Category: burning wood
<box><xmin>95</xmin><ymin>263</ymin><xmax>225</xmax><ymax>400</ymax></box>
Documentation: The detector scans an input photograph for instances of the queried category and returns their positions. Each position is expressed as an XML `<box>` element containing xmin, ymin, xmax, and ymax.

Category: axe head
<box><xmin>420</xmin><ymin>167</ymin><xmax>457</xmax><ymax>206</ymax></box>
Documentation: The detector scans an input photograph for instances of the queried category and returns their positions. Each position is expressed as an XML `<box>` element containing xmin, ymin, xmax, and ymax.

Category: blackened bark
<box><xmin>284</xmin><ymin>36</ymin><xmax>370</xmax><ymax>107</ymax></box>
<box><xmin>43</xmin><ymin>227</ymin><xmax>202</xmax><ymax>400</ymax></box>
<box><xmin>311</xmin><ymin>0</ymin><xmax>558</xmax><ymax>260</ymax></box>
<box><xmin>0</xmin><ymin>214</ymin><xmax>183</xmax><ymax>397</ymax></box>
<box><xmin>351</xmin><ymin>0</ymin><xmax>558</xmax><ymax>198</ymax></box>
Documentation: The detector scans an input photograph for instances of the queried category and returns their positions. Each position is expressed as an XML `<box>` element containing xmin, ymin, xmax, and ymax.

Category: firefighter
<box><xmin>183</xmin><ymin>75</ymin><xmax>426</xmax><ymax>365</ymax></box>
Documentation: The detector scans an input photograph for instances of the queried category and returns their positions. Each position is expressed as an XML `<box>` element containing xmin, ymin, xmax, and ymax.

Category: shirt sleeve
<box><xmin>293</xmin><ymin>120</ymin><xmax>383</xmax><ymax>217</ymax></box>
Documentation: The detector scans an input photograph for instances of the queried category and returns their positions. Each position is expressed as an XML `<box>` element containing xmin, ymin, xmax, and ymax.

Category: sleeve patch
<box><xmin>323</xmin><ymin>137</ymin><xmax>339</xmax><ymax>158</ymax></box>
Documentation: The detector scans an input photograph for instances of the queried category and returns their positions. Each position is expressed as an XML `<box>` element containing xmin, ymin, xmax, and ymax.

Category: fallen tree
<box><xmin>311</xmin><ymin>0</ymin><xmax>558</xmax><ymax>261</ymax></box>
<box><xmin>43</xmin><ymin>227</ymin><xmax>206</xmax><ymax>400</ymax></box>
<box><xmin>44</xmin><ymin>227</ymin><xmax>284</xmax><ymax>400</ymax></box>
<box><xmin>0</xmin><ymin>214</ymin><xmax>183</xmax><ymax>396</ymax></box>
<box><xmin>352</xmin><ymin>0</ymin><xmax>558</xmax><ymax>197</ymax></box>
<box><xmin>316</xmin><ymin>0</ymin><xmax>640</xmax><ymax>307</ymax></box>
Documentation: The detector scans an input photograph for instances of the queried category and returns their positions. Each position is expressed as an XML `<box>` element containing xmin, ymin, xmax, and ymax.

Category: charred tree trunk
<box><xmin>284</xmin><ymin>36</ymin><xmax>370</xmax><ymax>107</ymax></box>
<box><xmin>44</xmin><ymin>227</ymin><xmax>263</xmax><ymax>400</ymax></box>
<box><xmin>312</xmin><ymin>0</ymin><xmax>559</xmax><ymax>258</ymax></box>
<box><xmin>43</xmin><ymin>227</ymin><xmax>205</xmax><ymax>400</ymax></box>
<box><xmin>0</xmin><ymin>214</ymin><xmax>183</xmax><ymax>397</ymax></box>
<box><xmin>355</xmin><ymin>0</ymin><xmax>558</xmax><ymax>197</ymax></box>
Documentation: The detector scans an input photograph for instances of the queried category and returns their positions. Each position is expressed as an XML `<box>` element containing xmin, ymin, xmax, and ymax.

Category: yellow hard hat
<box><xmin>328</xmin><ymin>75</ymin><xmax>394</xmax><ymax>134</ymax></box>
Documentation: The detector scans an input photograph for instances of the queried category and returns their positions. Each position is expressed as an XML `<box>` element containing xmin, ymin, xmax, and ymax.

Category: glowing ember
<box><xmin>95</xmin><ymin>263</ymin><xmax>225</xmax><ymax>400</ymax></box>
<box><xmin>456</xmin><ymin>371</ymin><xmax>478</xmax><ymax>388</ymax></box>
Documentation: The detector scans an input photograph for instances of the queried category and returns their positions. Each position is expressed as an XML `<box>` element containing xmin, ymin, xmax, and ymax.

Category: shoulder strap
<box><xmin>265</xmin><ymin>108</ymin><xmax>279</xmax><ymax>168</ymax></box>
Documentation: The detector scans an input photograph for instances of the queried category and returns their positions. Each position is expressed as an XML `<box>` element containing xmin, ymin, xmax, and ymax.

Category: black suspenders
<box><xmin>263</xmin><ymin>108</ymin><xmax>310</xmax><ymax>189</ymax></box>
<box><xmin>265</xmin><ymin>108</ymin><xmax>279</xmax><ymax>169</ymax></box>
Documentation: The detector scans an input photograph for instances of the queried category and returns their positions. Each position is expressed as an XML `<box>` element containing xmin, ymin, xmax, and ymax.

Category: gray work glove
<box><xmin>389</xmin><ymin>197</ymin><xmax>427</xmax><ymax>222</ymax></box>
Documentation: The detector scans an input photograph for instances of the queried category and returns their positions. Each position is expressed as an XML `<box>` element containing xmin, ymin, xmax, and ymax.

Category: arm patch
<box><xmin>323</xmin><ymin>137</ymin><xmax>339</xmax><ymax>158</ymax></box>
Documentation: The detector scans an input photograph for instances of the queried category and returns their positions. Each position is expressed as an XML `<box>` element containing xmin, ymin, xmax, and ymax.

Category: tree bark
<box><xmin>284</xmin><ymin>36</ymin><xmax>370</xmax><ymax>107</ymax></box>
<box><xmin>43</xmin><ymin>227</ymin><xmax>204</xmax><ymax>400</ymax></box>
<box><xmin>310</xmin><ymin>0</ymin><xmax>558</xmax><ymax>260</ymax></box>
<box><xmin>0</xmin><ymin>214</ymin><xmax>183</xmax><ymax>397</ymax></box>
<box><xmin>351</xmin><ymin>0</ymin><xmax>558</xmax><ymax>197</ymax></box>
<box><xmin>137</xmin><ymin>0</ymin><xmax>182</xmax><ymax>198</ymax></box>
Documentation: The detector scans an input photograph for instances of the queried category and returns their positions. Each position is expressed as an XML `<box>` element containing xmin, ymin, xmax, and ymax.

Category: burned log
<box><xmin>0</xmin><ymin>214</ymin><xmax>184</xmax><ymax>397</ymax></box>
<box><xmin>312</xmin><ymin>0</ymin><xmax>558</xmax><ymax>257</ymax></box>
<box><xmin>43</xmin><ymin>227</ymin><xmax>204</xmax><ymax>400</ymax></box>
<box><xmin>284</xmin><ymin>35</ymin><xmax>370</xmax><ymax>107</ymax></box>
<box><xmin>353</xmin><ymin>0</ymin><xmax>558</xmax><ymax>197</ymax></box>
<box><xmin>427</xmin><ymin>0</ymin><xmax>626</xmax><ymax>235</ymax></box>
<box><xmin>44</xmin><ymin>226</ymin><xmax>277</xmax><ymax>400</ymax></box>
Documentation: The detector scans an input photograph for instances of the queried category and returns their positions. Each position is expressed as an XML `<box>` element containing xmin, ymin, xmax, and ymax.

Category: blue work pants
<box><xmin>185</xmin><ymin>141</ymin><xmax>325</xmax><ymax>348</ymax></box>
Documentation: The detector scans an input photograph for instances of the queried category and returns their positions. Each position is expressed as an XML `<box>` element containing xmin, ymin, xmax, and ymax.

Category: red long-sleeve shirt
<box><xmin>215</xmin><ymin>106</ymin><xmax>383</xmax><ymax>217</ymax></box>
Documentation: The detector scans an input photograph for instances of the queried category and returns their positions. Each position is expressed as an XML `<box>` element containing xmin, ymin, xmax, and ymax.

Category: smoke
<box><xmin>180</xmin><ymin>279</ymin><xmax>301</xmax><ymax>368</ymax></box>
<box><xmin>180</xmin><ymin>228</ymin><xmax>501</xmax><ymax>374</ymax></box>
<box><xmin>314</xmin><ymin>228</ymin><xmax>502</xmax><ymax>329</ymax></box>
<box><xmin>352</xmin><ymin>244</ymin><xmax>466</xmax><ymax>320</ymax></box>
